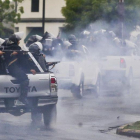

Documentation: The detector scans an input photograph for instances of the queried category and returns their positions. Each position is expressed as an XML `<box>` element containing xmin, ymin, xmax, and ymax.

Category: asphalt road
<box><xmin>0</xmin><ymin>82</ymin><xmax>140</xmax><ymax>140</ymax></box>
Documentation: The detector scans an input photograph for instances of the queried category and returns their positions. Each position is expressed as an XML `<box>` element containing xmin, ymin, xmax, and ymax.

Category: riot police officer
<box><xmin>29</xmin><ymin>42</ymin><xmax>48</xmax><ymax>71</ymax></box>
<box><xmin>66</xmin><ymin>34</ymin><xmax>88</xmax><ymax>59</ymax></box>
<box><xmin>1</xmin><ymin>32</ymin><xmax>36</xmax><ymax>105</ymax></box>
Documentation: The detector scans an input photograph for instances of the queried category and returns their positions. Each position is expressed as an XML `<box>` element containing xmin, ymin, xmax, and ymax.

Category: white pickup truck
<box><xmin>52</xmin><ymin>56</ymin><xmax>101</xmax><ymax>98</ymax></box>
<box><xmin>99</xmin><ymin>41</ymin><xmax>139</xmax><ymax>91</ymax></box>
<box><xmin>0</xmin><ymin>54</ymin><xmax>58</xmax><ymax>126</ymax></box>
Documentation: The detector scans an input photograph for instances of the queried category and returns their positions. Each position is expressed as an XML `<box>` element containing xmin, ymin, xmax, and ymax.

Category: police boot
<box><xmin>19</xmin><ymin>80</ymin><xmax>29</xmax><ymax>105</ymax></box>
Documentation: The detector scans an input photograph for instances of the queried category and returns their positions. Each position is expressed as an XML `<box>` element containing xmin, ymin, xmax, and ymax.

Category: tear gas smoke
<box><xmin>45</xmin><ymin>19</ymin><xmax>140</xmax><ymax>109</ymax></box>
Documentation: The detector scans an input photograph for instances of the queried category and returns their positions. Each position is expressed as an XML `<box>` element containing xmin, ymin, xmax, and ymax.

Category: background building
<box><xmin>15</xmin><ymin>0</ymin><xmax>65</xmax><ymax>44</ymax></box>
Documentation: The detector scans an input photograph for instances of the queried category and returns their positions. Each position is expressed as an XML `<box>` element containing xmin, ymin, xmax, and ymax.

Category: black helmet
<box><xmin>41</xmin><ymin>31</ymin><xmax>55</xmax><ymax>40</ymax></box>
<box><xmin>29</xmin><ymin>42</ymin><xmax>43</xmax><ymax>54</ymax></box>
<box><xmin>9</xmin><ymin>32</ymin><xmax>24</xmax><ymax>44</ymax></box>
<box><xmin>28</xmin><ymin>35</ymin><xmax>42</xmax><ymax>42</ymax></box>
<box><xmin>26</xmin><ymin>35</ymin><xmax>42</xmax><ymax>47</ymax></box>
<box><xmin>68</xmin><ymin>34</ymin><xmax>77</xmax><ymax>45</ymax></box>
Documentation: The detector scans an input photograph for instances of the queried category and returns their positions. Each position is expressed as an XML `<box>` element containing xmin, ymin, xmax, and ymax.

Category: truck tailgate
<box><xmin>0</xmin><ymin>73</ymin><xmax>50</xmax><ymax>98</ymax></box>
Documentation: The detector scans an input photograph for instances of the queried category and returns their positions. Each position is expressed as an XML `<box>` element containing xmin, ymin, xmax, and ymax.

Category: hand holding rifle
<box><xmin>46</xmin><ymin>61</ymin><xmax>60</xmax><ymax>67</ymax></box>
<box><xmin>0</xmin><ymin>51</ymin><xmax>5</xmax><ymax>56</ymax></box>
<box><xmin>30</xmin><ymin>69</ymin><xmax>36</xmax><ymax>75</ymax></box>
<box><xmin>11</xmin><ymin>51</ymin><xmax>18</xmax><ymax>56</ymax></box>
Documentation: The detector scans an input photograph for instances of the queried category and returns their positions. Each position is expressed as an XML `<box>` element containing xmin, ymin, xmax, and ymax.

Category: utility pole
<box><xmin>42</xmin><ymin>0</ymin><xmax>45</xmax><ymax>34</ymax></box>
<box><xmin>15</xmin><ymin>0</ymin><xmax>17</xmax><ymax>12</ymax></box>
<box><xmin>118</xmin><ymin>0</ymin><xmax>125</xmax><ymax>43</ymax></box>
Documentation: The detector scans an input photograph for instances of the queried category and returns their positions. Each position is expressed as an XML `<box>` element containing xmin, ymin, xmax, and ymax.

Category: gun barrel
<box><xmin>46</xmin><ymin>61</ymin><xmax>60</xmax><ymax>67</ymax></box>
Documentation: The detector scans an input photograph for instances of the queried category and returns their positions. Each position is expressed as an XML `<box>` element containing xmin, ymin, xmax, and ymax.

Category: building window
<box><xmin>31</xmin><ymin>0</ymin><xmax>39</xmax><ymax>12</ymax></box>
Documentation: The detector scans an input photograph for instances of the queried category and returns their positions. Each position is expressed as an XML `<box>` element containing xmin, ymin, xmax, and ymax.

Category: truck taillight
<box><xmin>50</xmin><ymin>77</ymin><xmax>57</xmax><ymax>93</ymax></box>
<box><xmin>120</xmin><ymin>58</ymin><xmax>126</xmax><ymax>68</ymax></box>
<box><xmin>69</xmin><ymin>64</ymin><xmax>75</xmax><ymax>76</ymax></box>
<box><xmin>51</xmin><ymin>78</ymin><xmax>56</xmax><ymax>84</ymax></box>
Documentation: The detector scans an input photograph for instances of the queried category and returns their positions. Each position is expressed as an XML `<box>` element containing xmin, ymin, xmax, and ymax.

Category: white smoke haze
<box><xmin>44</xmin><ymin>18</ymin><xmax>140</xmax><ymax>103</ymax></box>
<box><xmin>1</xmin><ymin>26</ymin><xmax>140</xmax><ymax>140</ymax></box>
<box><xmin>37</xmin><ymin>16</ymin><xmax>140</xmax><ymax>135</ymax></box>
<box><xmin>2</xmin><ymin>4</ymin><xmax>140</xmax><ymax>140</ymax></box>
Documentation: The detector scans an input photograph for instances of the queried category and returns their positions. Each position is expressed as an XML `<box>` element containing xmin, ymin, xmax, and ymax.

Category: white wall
<box><xmin>18</xmin><ymin>0</ymin><xmax>65</xmax><ymax>19</ymax></box>
<box><xmin>45</xmin><ymin>0</ymin><xmax>65</xmax><ymax>18</ymax></box>
<box><xmin>18</xmin><ymin>0</ymin><xmax>42</xmax><ymax>18</ymax></box>
<box><xmin>15</xmin><ymin>0</ymin><xmax>66</xmax><ymax>45</ymax></box>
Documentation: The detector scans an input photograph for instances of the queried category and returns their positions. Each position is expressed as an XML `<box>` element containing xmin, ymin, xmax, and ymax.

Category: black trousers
<box><xmin>8</xmin><ymin>63</ymin><xmax>29</xmax><ymax>99</ymax></box>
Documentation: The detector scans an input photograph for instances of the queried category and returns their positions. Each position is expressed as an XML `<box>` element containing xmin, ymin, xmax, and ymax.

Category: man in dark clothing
<box><xmin>41</xmin><ymin>39</ymin><xmax>53</xmax><ymax>57</ymax></box>
<box><xmin>40</xmin><ymin>31</ymin><xmax>54</xmax><ymax>42</ymax></box>
<box><xmin>0</xmin><ymin>32</ymin><xmax>36</xmax><ymax>105</ymax></box>
<box><xmin>51</xmin><ymin>38</ymin><xmax>65</xmax><ymax>59</ymax></box>
<box><xmin>40</xmin><ymin>31</ymin><xmax>55</xmax><ymax>57</ymax></box>
<box><xmin>66</xmin><ymin>34</ymin><xmax>88</xmax><ymax>59</ymax></box>
<box><xmin>0</xmin><ymin>38</ymin><xmax>7</xmax><ymax>74</ymax></box>
<box><xmin>29</xmin><ymin>41</ymin><xmax>48</xmax><ymax>72</ymax></box>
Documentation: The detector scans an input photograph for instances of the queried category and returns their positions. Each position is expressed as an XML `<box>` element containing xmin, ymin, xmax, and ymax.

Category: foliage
<box><xmin>124</xmin><ymin>121</ymin><xmax>140</xmax><ymax>130</ymax></box>
<box><xmin>62</xmin><ymin>0</ymin><xmax>140</xmax><ymax>34</ymax></box>
<box><xmin>0</xmin><ymin>0</ymin><xmax>24</xmax><ymax>36</ymax></box>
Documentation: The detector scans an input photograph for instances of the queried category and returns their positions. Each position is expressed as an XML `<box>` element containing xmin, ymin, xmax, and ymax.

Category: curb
<box><xmin>116</xmin><ymin>124</ymin><xmax>140</xmax><ymax>138</ymax></box>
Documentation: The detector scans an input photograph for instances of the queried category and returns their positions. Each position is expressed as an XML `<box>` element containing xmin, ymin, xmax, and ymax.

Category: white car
<box><xmin>99</xmin><ymin>40</ymin><xmax>140</xmax><ymax>91</ymax></box>
<box><xmin>53</xmin><ymin>56</ymin><xmax>101</xmax><ymax>98</ymax></box>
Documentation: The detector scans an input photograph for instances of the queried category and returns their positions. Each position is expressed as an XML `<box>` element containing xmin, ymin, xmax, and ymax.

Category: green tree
<box><xmin>62</xmin><ymin>0</ymin><xmax>140</xmax><ymax>35</ymax></box>
<box><xmin>0</xmin><ymin>0</ymin><xmax>24</xmax><ymax>37</ymax></box>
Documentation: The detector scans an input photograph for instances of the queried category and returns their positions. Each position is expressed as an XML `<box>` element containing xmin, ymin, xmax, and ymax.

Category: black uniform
<box><xmin>67</xmin><ymin>35</ymin><xmax>81</xmax><ymax>54</ymax></box>
<box><xmin>29</xmin><ymin>43</ymin><xmax>48</xmax><ymax>71</ymax></box>
<box><xmin>3</xmin><ymin>42</ymin><xmax>31</xmax><ymax>104</ymax></box>
<box><xmin>34</xmin><ymin>54</ymin><xmax>48</xmax><ymax>71</ymax></box>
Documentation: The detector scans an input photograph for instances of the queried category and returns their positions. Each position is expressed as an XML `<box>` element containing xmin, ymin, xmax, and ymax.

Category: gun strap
<box><xmin>23</xmin><ymin>45</ymin><xmax>44</xmax><ymax>72</ymax></box>
<box><xmin>8</xmin><ymin>58</ymin><xmax>18</xmax><ymax>66</ymax></box>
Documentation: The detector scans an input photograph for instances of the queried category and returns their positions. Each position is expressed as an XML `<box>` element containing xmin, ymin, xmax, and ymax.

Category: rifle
<box><xmin>46</xmin><ymin>61</ymin><xmax>60</xmax><ymax>71</ymax></box>
<box><xmin>0</xmin><ymin>50</ymin><xmax>32</xmax><ymax>53</ymax></box>
<box><xmin>46</xmin><ymin>61</ymin><xmax>60</xmax><ymax>67</ymax></box>
<box><xmin>0</xmin><ymin>45</ymin><xmax>44</xmax><ymax>73</ymax></box>
<box><xmin>0</xmin><ymin>45</ymin><xmax>35</xmax><ymax>54</ymax></box>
